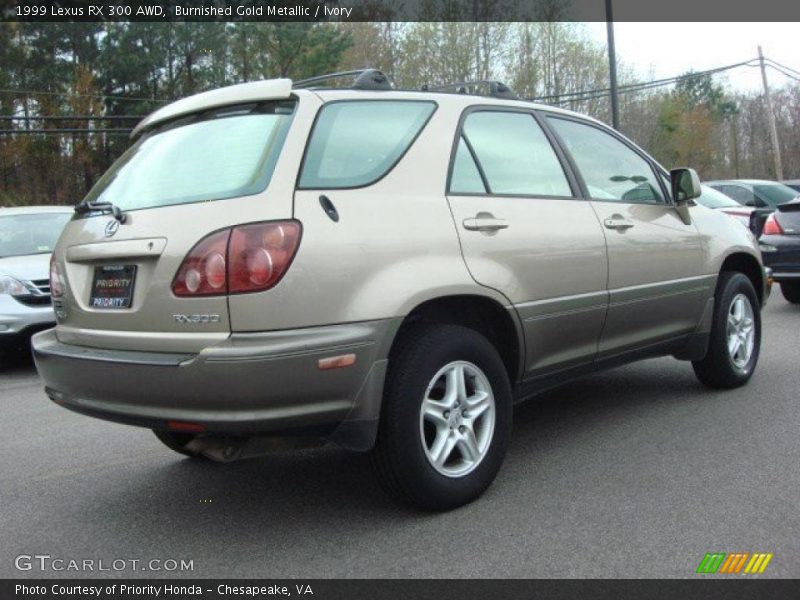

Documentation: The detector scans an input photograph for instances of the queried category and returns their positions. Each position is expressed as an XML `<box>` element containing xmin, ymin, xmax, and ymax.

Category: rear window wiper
<box><xmin>74</xmin><ymin>200</ymin><xmax>127</xmax><ymax>223</ymax></box>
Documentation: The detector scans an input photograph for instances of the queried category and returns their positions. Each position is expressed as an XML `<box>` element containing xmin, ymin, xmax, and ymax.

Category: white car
<box><xmin>0</xmin><ymin>206</ymin><xmax>72</xmax><ymax>356</ymax></box>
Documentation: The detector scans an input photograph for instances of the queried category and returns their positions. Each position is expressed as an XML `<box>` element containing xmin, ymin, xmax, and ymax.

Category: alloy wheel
<box><xmin>726</xmin><ymin>293</ymin><xmax>755</xmax><ymax>369</ymax></box>
<box><xmin>419</xmin><ymin>361</ymin><xmax>496</xmax><ymax>478</ymax></box>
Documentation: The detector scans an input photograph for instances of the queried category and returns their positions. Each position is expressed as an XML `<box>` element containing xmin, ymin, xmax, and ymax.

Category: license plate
<box><xmin>90</xmin><ymin>265</ymin><xmax>137</xmax><ymax>309</ymax></box>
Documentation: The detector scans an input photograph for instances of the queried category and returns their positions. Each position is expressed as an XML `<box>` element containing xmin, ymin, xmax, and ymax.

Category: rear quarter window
<box><xmin>298</xmin><ymin>100</ymin><xmax>436</xmax><ymax>189</ymax></box>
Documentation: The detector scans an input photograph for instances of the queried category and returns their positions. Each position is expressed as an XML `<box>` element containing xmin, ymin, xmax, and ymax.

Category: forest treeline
<box><xmin>1</xmin><ymin>22</ymin><xmax>798</xmax><ymax>206</ymax></box>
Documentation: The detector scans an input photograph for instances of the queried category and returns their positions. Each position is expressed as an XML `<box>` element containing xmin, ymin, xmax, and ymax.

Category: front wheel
<box><xmin>692</xmin><ymin>272</ymin><xmax>761</xmax><ymax>389</ymax></box>
<box><xmin>781</xmin><ymin>281</ymin><xmax>800</xmax><ymax>304</ymax></box>
<box><xmin>372</xmin><ymin>324</ymin><xmax>512</xmax><ymax>511</ymax></box>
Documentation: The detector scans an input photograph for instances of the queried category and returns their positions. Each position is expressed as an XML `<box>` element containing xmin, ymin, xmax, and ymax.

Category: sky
<box><xmin>584</xmin><ymin>22</ymin><xmax>800</xmax><ymax>93</ymax></box>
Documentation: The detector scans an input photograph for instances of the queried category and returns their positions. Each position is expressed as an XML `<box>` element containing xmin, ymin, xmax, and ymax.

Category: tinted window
<box><xmin>696</xmin><ymin>186</ymin><xmax>741</xmax><ymax>209</ymax></box>
<box><xmin>299</xmin><ymin>101</ymin><xmax>436</xmax><ymax>188</ymax></box>
<box><xmin>457</xmin><ymin>111</ymin><xmax>572</xmax><ymax>197</ymax></box>
<box><xmin>719</xmin><ymin>185</ymin><xmax>757</xmax><ymax>206</ymax></box>
<box><xmin>754</xmin><ymin>183</ymin><xmax>799</xmax><ymax>207</ymax></box>
<box><xmin>450</xmin><ymin>137</ymin><xmax>487</xmax><ymax>194</ymax></box>
<box><xmin>0</xmin><ymin>212</ymin><xmax>71</xmax><ymax>258</ymax></box>
<box><xmin>549</xmin><ymin>117</ymin><xmax>663</xmax><ymax>204</ymax></box>
<box><xmin>85</xmin><ymin>102</ymin><xmax>296</xmax><ymax>211</ymax></box>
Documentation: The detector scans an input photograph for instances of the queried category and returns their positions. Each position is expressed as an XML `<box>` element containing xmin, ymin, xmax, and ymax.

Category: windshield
<box><xmin>83</xmin><ymin>101</ymin><xmax>296</xmax><ymax>212</ymax></box>
<box><xmin>0</xmin><ymin>212</ymin><xmax>71</xmax><ymax>258</ymax></box>
<box><xmin>754</xmin><ymin>183</ymin><xmax>799</xmax><ymax>208</ymax></box>
<box><xmin>696</xmin><ymin>186</ymin><xmax>741</xmax><ymax>209</ymax></box>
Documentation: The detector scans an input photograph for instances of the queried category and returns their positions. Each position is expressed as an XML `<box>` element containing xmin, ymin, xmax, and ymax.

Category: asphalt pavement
<box><xmin>2</xmin><ymin>298</ymin><xmax>799</xmax><ymax>579</ymax></box>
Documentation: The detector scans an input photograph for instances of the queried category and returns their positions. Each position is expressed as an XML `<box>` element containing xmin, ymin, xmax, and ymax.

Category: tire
<box><xmin>152</xmin><ymin>430</ymin><xmax>204</xmax><ymax>458</ymax></box>
<box><xmin>781</xmin><ymin>281</ymin><xmax>800</xmax><ymax>304</ymax></box>
<box><xmin>371</xmin><ymin>323</ymin><xmax>512</xmax><ymax>511</ymax></box>
<box><xmin>692</xmin><ymin>272</ymin><xmax>761</xmax><ymax>389</ymax></box>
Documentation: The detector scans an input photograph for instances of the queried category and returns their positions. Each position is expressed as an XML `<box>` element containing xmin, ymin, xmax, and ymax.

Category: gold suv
<box><xmin>33</xmin><ymin>70</ymin><xmax>767</xmax><ymax>510</ymax></box>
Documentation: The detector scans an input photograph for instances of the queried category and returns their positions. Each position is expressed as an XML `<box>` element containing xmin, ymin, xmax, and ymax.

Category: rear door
<box><xmin>446</xmin><ymin>107</ymin><xmax>609</xmax><ymax>376</ymax></box>
<box><xmin>546</xmin><ymin>116</ymin><xmax>708</xmax><ymax>357</ymax></box>
<box><xmin>54</xmin><ymin>97</ymin><xmax>308</xmax><ymax>353</ymax></box>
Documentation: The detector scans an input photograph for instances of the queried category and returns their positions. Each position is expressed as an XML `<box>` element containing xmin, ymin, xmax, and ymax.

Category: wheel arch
<box><xmin>720</xmin><ymin>251</ymin><xmax>766</xmax><ymax>305</ymax></box>
<box><xmin>387</xmin><ymin>294</ymin><xmax>525</xmax><ymax>386</ymax></box>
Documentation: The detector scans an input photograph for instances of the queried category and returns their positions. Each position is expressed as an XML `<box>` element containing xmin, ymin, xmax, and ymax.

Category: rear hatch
<box><xmin>53</xmin><ymin>87</ymin><xmax>316</xmax><ymax>353</ymax></box>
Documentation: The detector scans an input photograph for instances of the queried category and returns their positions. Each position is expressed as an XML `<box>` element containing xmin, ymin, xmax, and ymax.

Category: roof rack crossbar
<box><xmin>293</xmin><ymin>69</ymin><xmax>392</xmax><ymax>91</ymax></box>
<box><xmin>293</xmin><ymin>70</ymin><xmax>369</xmax><ymax>89</ymax></box>
<box><xmin>422</xmin><ymin>80</ymin><xmax>517</xmax><ymax>100</ymax></box>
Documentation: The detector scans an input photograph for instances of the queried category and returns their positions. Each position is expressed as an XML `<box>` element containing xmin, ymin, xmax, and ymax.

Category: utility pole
<box><xmin>605</xmin><ymin>0</ymin><xmax>620</xmax><ymax>130</ymax></box>
<box><xmin>758</xmin><ymin>45</ymin><xmax>783</xmax><ymax>180</ymax></box>
<box><xmin>731</xmin><ymin>118</ymin><xmax>740</xmax><ymax>178</ymax></box>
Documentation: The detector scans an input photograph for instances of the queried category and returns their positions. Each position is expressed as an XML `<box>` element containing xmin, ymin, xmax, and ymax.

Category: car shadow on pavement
<box><xmin>97</xmin><ymin>358</ymin><xmax>711</xmax><ymax>528</ymax></box>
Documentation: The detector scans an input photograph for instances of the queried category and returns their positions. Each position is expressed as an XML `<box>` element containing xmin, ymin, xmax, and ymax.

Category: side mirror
<box><xmin>670</xmin><ymin>168</ymin><xmax>702</xmax><ymax>205</ymax></box>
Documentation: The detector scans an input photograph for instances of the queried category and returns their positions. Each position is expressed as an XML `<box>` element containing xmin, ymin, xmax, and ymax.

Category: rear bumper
<box><xmin>760</xmin><ymin>235</ymin><xmax>800</xmax><ymax>282</ymax></box>
<box><xmin>32</xmin><ymin>319</ymin><xmax>399</xmax><ymax>451</ymax></box>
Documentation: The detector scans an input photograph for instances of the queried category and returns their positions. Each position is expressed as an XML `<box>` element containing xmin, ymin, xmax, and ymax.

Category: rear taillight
<box><xmin>172</xmin><ymin>221</ymin><xmax>301</xmax><ymax>297</ymax></box>
<box><xmin>49</xmin><ymin>254</ymin><xmax>64</xmax><ymax>298</ymax></box>
<box><xmin>228</xmin><ymin>222</ymin><xmax>301</xmax><ymax>294</ymax></box>
<box><xmin>172</xmin><ymin>229</ymin><xmax>231</xmax><ymax>296</ymax></box>
<box><xmin>763</xmin><ymin>214</ymin><xmax>783</xmax><ymax>235</ymax></box>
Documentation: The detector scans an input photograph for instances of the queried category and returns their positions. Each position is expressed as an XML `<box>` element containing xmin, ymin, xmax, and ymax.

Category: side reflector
<box><xmin>318</xmin><ymin>354</ymin><xmax>357</xmax><ymax>370</ymax></box>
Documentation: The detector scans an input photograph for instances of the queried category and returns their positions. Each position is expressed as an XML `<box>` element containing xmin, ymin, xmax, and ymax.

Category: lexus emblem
<box><xmin>104</xmin><ymin>220</ymin><xmax>120</xmax><ymax>237</ymax></box>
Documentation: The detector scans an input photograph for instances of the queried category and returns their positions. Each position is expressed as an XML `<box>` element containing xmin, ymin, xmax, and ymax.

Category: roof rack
<box><xmin>293</xmin><ymin>69</ymin><xmax>392</xmax><ymax>91</ymax></box>
<box><xmin>422</xmin><ymin>80</ymin><xmax>518</xmax><ymax>100</ymax></box>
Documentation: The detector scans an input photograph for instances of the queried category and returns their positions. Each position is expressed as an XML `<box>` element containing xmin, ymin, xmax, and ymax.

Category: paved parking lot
<box><xmin>2</xmin><ymin>298</ymin><xmax>799</xmax><ymax>579</ymax></box>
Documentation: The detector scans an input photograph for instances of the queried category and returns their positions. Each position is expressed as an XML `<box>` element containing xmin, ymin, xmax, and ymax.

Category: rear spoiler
<box><xmin>131</xmin><ymin>79</ymin><xmax>293</xmax><ymax>139</ymax></box>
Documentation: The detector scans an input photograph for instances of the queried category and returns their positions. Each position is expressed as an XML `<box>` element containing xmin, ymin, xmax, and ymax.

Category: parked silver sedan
<box><xmin>694</xmin><ymin>184</ymin><xmax>757</xmax><ymax>228</ymax></box>
<box><xmin>0</xmin><ymin>206</ymin><xmax>72</xmax><ymax>355</ymax></box>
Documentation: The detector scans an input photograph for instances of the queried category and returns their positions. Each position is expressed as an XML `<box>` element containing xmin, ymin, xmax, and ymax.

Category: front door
<box><xmin>547</xmin><ymin>116</ymin><xmax>709</xmax><ymax>357</ymax></box>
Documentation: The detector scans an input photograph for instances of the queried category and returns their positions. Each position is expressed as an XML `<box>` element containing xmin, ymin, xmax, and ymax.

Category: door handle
<box><xmin>603</xmin><ymin>215</ymin><xmax>635</xmax><ymax>231</ymax></box>
<box><xmin>462</xmin><ymin>212</ymin><xmax>509</xmax><ymax>232</ymax></box>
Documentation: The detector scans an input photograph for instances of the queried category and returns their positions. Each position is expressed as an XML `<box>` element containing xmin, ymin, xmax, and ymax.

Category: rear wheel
<box><xmin>372</xmin><ymin>324</ymin><xmax>512</xmax><ymax>511</ymax></box>
<box><xmin>692</xmin><ymin>272</ymin><xmax>761</xmax><ymax>389</ymax></box>
<box><xmin>781</xmin><ymin>281</ymin><xmax>800</xmax><ymax>304</ymax></box>
<box><xmin>152</xmin><ymin>430</ymin><xmax>204</xmax><ymax>458</ymax></box>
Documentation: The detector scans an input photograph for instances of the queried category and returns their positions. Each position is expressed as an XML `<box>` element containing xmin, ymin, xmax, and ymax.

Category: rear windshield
<box><xmin>0</xmin><ymin>212</ymin><xmax>71</xmax><ymax>258</ymax></box>
<box><xmin>298</xmin><ymin>100</ymin><xmax>436</xmax><ymax>189</ymax></box>
<box><xmin>754</xmin><ymin>183</ymin><xmax>799</xmax><ymax>208</ymax></box>
<box><xmin>83</xmin><ymin>101</ymin><xmax>296</xmax><ymax>212</ymax></box>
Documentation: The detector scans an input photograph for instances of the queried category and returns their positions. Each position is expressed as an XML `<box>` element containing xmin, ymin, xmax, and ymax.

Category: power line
<box><xmin>764</xmin><ymin>58</ymin><xmax>800</xmax><ymax>79</ymax></box>
<box><xmin>0</xmin><ymin>115</ymin><xmax>141</xmax><ymax>121</ymax></box>
<box><xmin>1</xmin><ymin>56</ymin><xmax>796</xmax><ymax>134</ymax></box>
<box><xmin>535</xmin><ymin>57</ymin><xmax>800</xmax><ymax>108</ymax></box>
<box><xmin>0</xmin><ymin>128</ymin><xmax>132</xmax><ymax>135</ymax></box>
<box><xmin>531</xmin><ymin>59</ymin><xmax>759</xmax><ymax>103</ymax></box>
<box><xmin>0</xmin><ymin>88</ymin><xmax>166</xmax><ymax>103</ymax></box>
<box><xmin>766</xmin><ymin>63</ymin><xmax>800</xmax><ymax>84</ymax></box>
